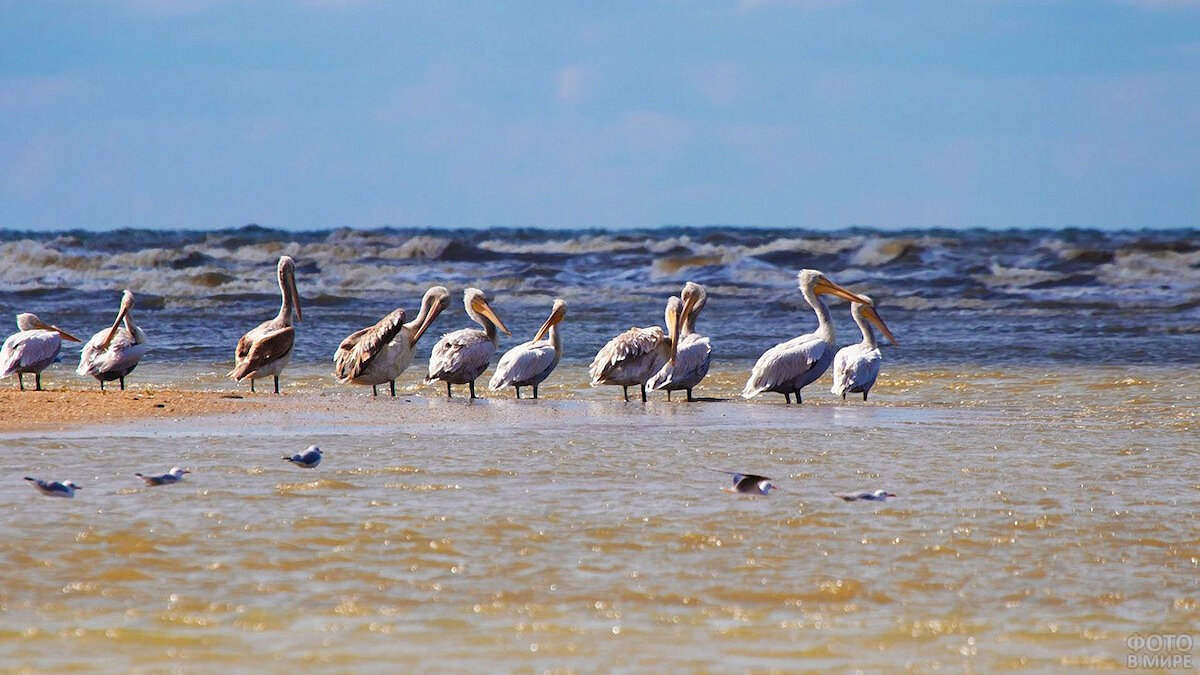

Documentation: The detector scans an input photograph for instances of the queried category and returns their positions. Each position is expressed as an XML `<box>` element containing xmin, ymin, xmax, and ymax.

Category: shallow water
<box><xmin>1</xmin><ymin>364</ymin><xmax>1197</xmax><ymax>670</ymax></box>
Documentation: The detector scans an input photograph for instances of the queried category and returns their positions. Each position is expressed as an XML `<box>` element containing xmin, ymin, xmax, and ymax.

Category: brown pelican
<box><xmin>76</xmin><ymin>289</ymin><xmax>148</xmax><ymax>391</ymax></box>
<box><xmin>1</xmin><ymin>314</ymin><xmax>81</xmax><ymax>391</ymax></box>
<box><xmin>488</xmin><ymin>298</ymin><xmax>566</xmax><ymax>399</ymax></box>
<box><xmin>647</xmin><ymin>282</ymin><xmax>711</xmax><ymax>401</ymax></box>
<box><xmin>333</xmin><ymin>286</ymin><xmax>451</xmax><ymax>396</ymax></box>
<box><xmin>830</xmin><ymin>295</ymin><xmax>897</xmax><ymax>401</ymax></box>
<box><xmin>228</xmin><ymin>255</ymin><xmax>301</xmax><ymax>394</ymax></box>
<box><xmin>589</xmin><ymin>295</ymin><xmax>684</xmax><ymax>402</ymax></box>
<box><xmin>742</xmin><ymin>269</ymin><xmax>868</xmax><ymax>404</ymax></box>
<box><xmin>425</xmin><ymin>288</ymin><xmax>511</xmax><ymax>399</ymax></box>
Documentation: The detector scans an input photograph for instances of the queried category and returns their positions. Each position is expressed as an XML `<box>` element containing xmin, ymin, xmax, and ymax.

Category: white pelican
<box><xmin>228</xmin><ymin>255</ymin><xmax>302</xmax><ymax>394</ymax></box>
<box><xmin>830</xmin><ymin>295</ymin><xmax>897</xmax><ymax>401</ymax></box>
<box><xmin>488</xmin><ymin>298</ymin><xmax>566</xmax><ymax>399</ymax></box>
<box><xmin>425</xmin><ymin>288</ymin><xmax>511</xmax><ymax>399</ymax></box>
<box><xmin>647</xmin><ymin>281</ymin><xmax>711</xmax><ymax>401</ymax></box>
<box><xmin>76</xmin><ymin>289</ymin><xmax>149</xmax><ymax>391</ymax></box>
<box><xmin>1</xmin><ymin>314</ymin><xmax>81</xmax><ymax>391</ymax></box>
<box><xmin>742</xmin><ymin>269</ymin><xmax>868</xmax><ymax>404</ymax></box>
<box><xmin>589</xmin><ymin>296</ymin><xmax>684</xmax><ymax>402</ymax></box>
<box><xmin>333</xmin><ymin>286</ymin><xmax>451</xmax><ymax>396</ymax></box>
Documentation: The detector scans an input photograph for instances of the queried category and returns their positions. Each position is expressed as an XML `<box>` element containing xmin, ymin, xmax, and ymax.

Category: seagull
<box><xmin>24</xmin><ymin>476</ymin><xmax>81</xmax><ymax>498</ymax></box>
<box><xmin>135</xmin><ymin>467</ymin><xmax>190</xmax><ymax>486</ymax></box>
<box><xmin>710</xmin><ymin>469</ymin><xmax>777</xmax><ymax>495</ymax></box>
<box><xmin>283</xmin><ymin>445</ymin><xmax>322</xmax><ymax>468</ymax></box>
<box><xmin>834</xmin><ymin>489</ymin><xmax>897</xmax><ymax>502</ymax></box>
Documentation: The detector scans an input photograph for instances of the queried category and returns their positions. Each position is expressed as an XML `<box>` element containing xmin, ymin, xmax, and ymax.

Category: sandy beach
<box><xmin>0</xmin><ymin>389</ymin><xmax>267</xmax><ymax>432</ymax></box>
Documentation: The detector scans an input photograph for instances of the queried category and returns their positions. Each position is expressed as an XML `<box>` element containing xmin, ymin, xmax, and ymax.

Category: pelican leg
<box><xmin>640</xmin><ymin>383</ymin><xmax>647</xmax><ymax>403</ymax></box>
<box><xmin>687</xmin><ymin>388</ymin><xmax>695</xmax><ymax>402</ymax></box>
<box><xmin>863</xmin><ymin>391</ymin><xmax>868</xmax><ymax>401</ymax></box>
<box><xmin>119</xmin><ymin>377</ymin><xmax>126</xmax><ymax>391</ymax></box>
<box><xmin>100</xmin><ymin>380</ymin><xmax>105</xmax><ymax>392</ymax></box>
<box><xmin>446</xmin><ymin>381</ymin><xmax>452</xmax><ymax>398</ymax></box>
<box><xmin>17</xmin><ymin>373</ymin><xmax>24</xmax><ymax>391</ymax></box>
<box><xmin>841</xmin><ymin>392</ymin><xmax>846</xmax><ymax>401</ymax></box>
<box><xmin>372</xmin><ymin>385</ymin><xmax>378</xmax><ymax>397</ymax></box>
<box><xmin>784</xmin><ymin>392</ymin><xmax>791</xmax><ymax>404</ymax></box>
<box><xmin>273</xmin><ymin>376</ymin><xmax>280</xmax><ymax>394</ymax></box>
<box><xmin>796</xmin><ymin>391</ymin><xmax>802</xmax><ymax>404</ymax></box>
<box><xmin>622</xmin><ymin>386</ymin><xmax>629</xmax><ymax>402</ymax></box>
<box><xmin>533</xmin><ymin>384</ymin><xmax>539</xmax><ymax>399</ymax></box>
<box><xmin>250</xmin><ymin>379</ymin><xmax>255</xmax><ymax>393</ymax></box>
<box><xmin>515</xmin><ymin>387</ymin><xmax>521</xmax><ymax>399</ymax></box>
<box><xmin>35</xmin><ymin>372</ymin><xmax>42</xmax><ymax>391</ymax></box>
<box><xmin>390</xmin><ymin>381</ymin><xmax>396</xmax><ymax>397</ymax></box>
<box><xmin>469</xmin><ymin>381</ymin><xmax>476</xmax><ymax>399</ymax></box>
<box><xmin>666</xmin><ymin>390</ymin><xmax>671</xmax><ymax>402</ymax></box>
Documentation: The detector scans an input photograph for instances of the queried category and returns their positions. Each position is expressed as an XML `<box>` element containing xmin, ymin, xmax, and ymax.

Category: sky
<box><xmin>1</xmin><ymin>0</ymin><xmax>1198</xmax><ymax>232</ymax></box>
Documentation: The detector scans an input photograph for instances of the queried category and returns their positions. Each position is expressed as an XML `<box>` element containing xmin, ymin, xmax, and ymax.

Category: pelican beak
<box><xmin>475</xmin><ymin>298</ymin><xmax>511</xmax><ymax>336</ymax></box>
<box><xmin>290</xmin><ymin>269</ymin><xmax>303</xmax><ymax>323</ymax></box>
<box><xmin>532</xmin><ymin>304</ymin><xmax>565</xmax><ymax>342</ymax></box>
<box><xmin>410</xmin><ymin>298</ymin><xmax>448</xmax><ymax>347</ymax></box>
<box><xmin>863</xmin><ymin>305</ymin><xmax>898</xmax><ymax>345</ymax></box>
<box><xmin>813</xmin><ymin>277</ymin><xmax>868</xmax><ymax>305</ymax></box>
<box><xmin>670</xmin><ymin>294</ymin><xmax>697</xmax><ymax>365</ymax></box>
<box><xmin>101</xmin><ymin>299</ymin><xmax>134</xmax><ymax>349</ymax></box>
<box><xmin>34</xmin><ymin>318</ymin><xmax>81</xmax><ymax>342</ymax></box>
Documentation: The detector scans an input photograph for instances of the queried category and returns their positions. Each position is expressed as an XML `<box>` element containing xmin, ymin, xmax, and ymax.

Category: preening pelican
<box><xmin>333</xmin><ymin>286</ymin><xmax>451</xmax><ymax>396</ymax></box>
<box><xmin>1</xmin><ymin>314</ymin><xmax>81</xmax><ymax>391</ymax></box>
<box><xmin>489</xmin><ymin>298</ymin><xmax>566</xmax><ymax>399</ymax></box>
<box><xmin>590</xmin><ymin>296</ymin><xmax>684</xmax><ymax>402</ymax></box>
<box><xmin>742</xmin><ymin>269</ymin><xmax>867</xmax><ymax>404</ymax></box>
<box><xmin>228</xmin><ymin>255</ymin><xmax>302</xmax><ymax>394</ymax></box>
<box><xmin>425</xmin><ymin>288</ymin><xmax>511</xmax><ymax>398</ymax></box>
<box><xmin>831</xmin><ymin>295</ymin><xmax>897</xmax><ymax>401</ymax></box>
<box><xmin>77</xmin><ymin>290</ymin><xmax>148</xmax><ymax>391</ymax></box>
<box><xmin>648</xmin><ymin>281</ymin><xmax>711</xmax><ymax>401</ymax></box>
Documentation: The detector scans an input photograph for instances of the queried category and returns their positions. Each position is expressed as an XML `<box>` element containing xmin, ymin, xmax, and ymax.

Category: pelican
<box><xmin>742</xmin><ymin>269</ymin><xmax>868</xmax><ymax>404</ymax></box>
<box><xmin>228</xmin><ymin>255</ymin><xmax>302</xmax><ymax>394</ymax></box>
<box><xmin>589</xmin><ymin>295</ymin><xmax>685</xmax><ymax>402</ymax></box>
<box><xmin>76</xmin><ymin>290</ymin><xmax>149</xmax><ymax>391</ymax></box>
<box><xmin>830</xmin><ymin>295</ymin><xmax>897</xmax><ymax>401</ymax></box>
<box><xmin>425</xmin><ymin>288</ymin><xmax>511</xmax><ymax>399</ymax></box>
<box><xmin>647</xmin><ymin>281</ymin><xmax>711</xmax><ymax>401</ymax></box>
<box><xmin>333</xmin><ymin>286</ymin><xmax>451</xmax><ymax>396</ymax></box>
<box><xmin>488</xmin><ymin>298</ymin><xmax>566</xmax><ymax>399</ymax></box>
<box><xmin>1</xmin><ymin>314</ymin><xmax>81</xmax><ymax>391</ymax></box>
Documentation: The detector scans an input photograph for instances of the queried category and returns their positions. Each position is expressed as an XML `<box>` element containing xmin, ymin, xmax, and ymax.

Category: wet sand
<box><xmin>0</xmin><ymin>389</ymin><xmax>266</xmax><ymax>432</ymax></box>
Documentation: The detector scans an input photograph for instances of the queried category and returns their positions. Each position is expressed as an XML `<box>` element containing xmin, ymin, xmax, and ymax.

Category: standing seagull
<box><xmin>135</xmin><ymin>467</ymin><xmax>190</xmax><ymax>486</ymax></box>
<box><xmin>710</xmin><ymin>469</ymin><xmax>777</xmax><ymax>495</ymax></box>
<box><xmin>334</xmin><ymin>286</ymin><xmax>451</xmax><ymax>396</ymax></box>
<box><xmin>834</xmin><ymin>490</ymin><xmax>897</xmax><ymax>502</ymax></box>
<box><xmin>283</xmin><ymin>445</ymin><xmax>323</xmax><ymax>468</ymax></box>
<box><xmin>590</xmin><ymin>296</ymin><xmax>685</xmax><ymax>402</ymax></box>
<box><xmin>24</xmin><ymin>477</ymin><xmax>81</xmax><ymax>498</ymax></box>
<box><xmin>426</xmin><ymin>288</ymin><xmax>511</xmax><ymax>399</ymax></box>
<box><xmin>830</xmin><ymin>295</ymin><xmax>897</xmax><ymax>401</ymax></box>
<box><xmin>229</xmin><ymin>256</ymin><xmax>302</xmax><ymax>394</ymax></box>
<box><xmin>1</xmin><ymin>314</ymin><xmax>81</xmax><ymax>391</ymax></box>
<box><xmin>648</xmin><ymin>282</ymin><xmax>711</xmax><ymax>401</ymax></box>
<box><xmin>489</xmin><ymin>299</ymin><xmax>567</xmax><ymax>399</ymax></box>
<box><xmin>77</xmin><ymin>289</ymin><xmax>149</xmax><ymax>391</ymax></box>
<box><xmin>742</xmin><ymin>270</ymin><xmax>868</xmax><ymax>404</ymax></box>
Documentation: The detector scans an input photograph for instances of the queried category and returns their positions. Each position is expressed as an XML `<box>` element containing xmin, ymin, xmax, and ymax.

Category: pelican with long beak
<box><xmin>589</xmin><ymin>295</ymin><xmax>684</xmax><ymax>402</ymax></box>
<box><xmin>742</xmin><ymin>269</ymin><xmax>868</xmax><ymax>403</ymax></box>
<box><xmin>77</xmin><ymin>290</ymin><xmax>149</xmax><ymax>391</ymax></box>
<box><xmin>425</xmin><ymin>288</ymin><xmax>511</xmax><ymax>399</ymax></box>
<box><xmin>648</xmin><ymin>281</ymin><xmax>711</xmax><ymax>401</ymax></box>
<box><xmin>334</xmin><ymin>286</ymin><xmax>451</xmax><ymax>396</ymax></box>
<box><xmin>831</xmin><ymin>295</ymin><xmax>897</xmax><ymax>401</ymax></box>
<box><xmin>489</xmin><ymin>298</ymin><xmax>567</xmax><ymax>399</ymax></box>
<box><xmin>228</xmin><ymin>255</ymin><xmax>302</xmax><ymax>394</ymax></box>
<box><xmin>1</xmin><ymin>313</ymin><xmax>81</xmax><ymax>391</ymax></box>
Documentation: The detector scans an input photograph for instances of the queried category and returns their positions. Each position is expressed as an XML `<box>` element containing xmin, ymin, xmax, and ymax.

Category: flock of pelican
<box><xmin>1</xmin><ymin>256</ymin><xmax>897</xmax><ymax>402</ymax></box>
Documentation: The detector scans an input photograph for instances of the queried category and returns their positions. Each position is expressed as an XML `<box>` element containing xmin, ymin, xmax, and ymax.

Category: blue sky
<box><xmin>1</xmin><ymin>0</ymin><xmax>1198</xmax><ymax>231</ymax></box>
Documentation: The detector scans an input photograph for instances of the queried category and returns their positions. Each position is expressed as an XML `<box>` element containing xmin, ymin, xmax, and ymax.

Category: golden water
<box><xmin>1</xmin><ymin>364</ymin><xmax>1197</xmax><ymax>670</ymax></box>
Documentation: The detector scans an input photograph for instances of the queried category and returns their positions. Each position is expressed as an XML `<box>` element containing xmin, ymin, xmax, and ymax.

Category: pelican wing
<box><xmin>229</xmin><ymin>326</ymin><xmax>294</xmax><ymax>381</ymax></box>
<box><xmin>426</xmin><ymin>329</ymin><xmax>495</xmax><ymax>381</ymax></box>
<box><xmin>489</xmin><ymin>339</ymin><xmax>556</xmax><ymax>389</ymax></box>
<box><xmin>742</xmin><ymin>335</ymin><xmax>828</xmax><ymax>397</ymax></box>
<box><xmin>648</xmin><ymin>333</ymin><xmax>711</xmax><ymax>390</ymax></box>
<box><xmin>77</xmin><ymin>327</ymin><xmax>147</xmax><ymax>377</ymax></box>
<box><xmin>831</xmin><ymin>344</ymin><xmax>882</xmax><ymax>396</ymax></box>
<box><xmin>1</xmin><ymin>330</ymin><xmax>63</xmax><ymax>377</ymax></box>
<box><xmin>333</xmin><ymin>309</ymin><xmax>406</xmax><ymax>382</ymax></box>
<box><xmin>588</xmin><ymin>327</ymin><xmax>665</xmax><ymax>384</ymax></box>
